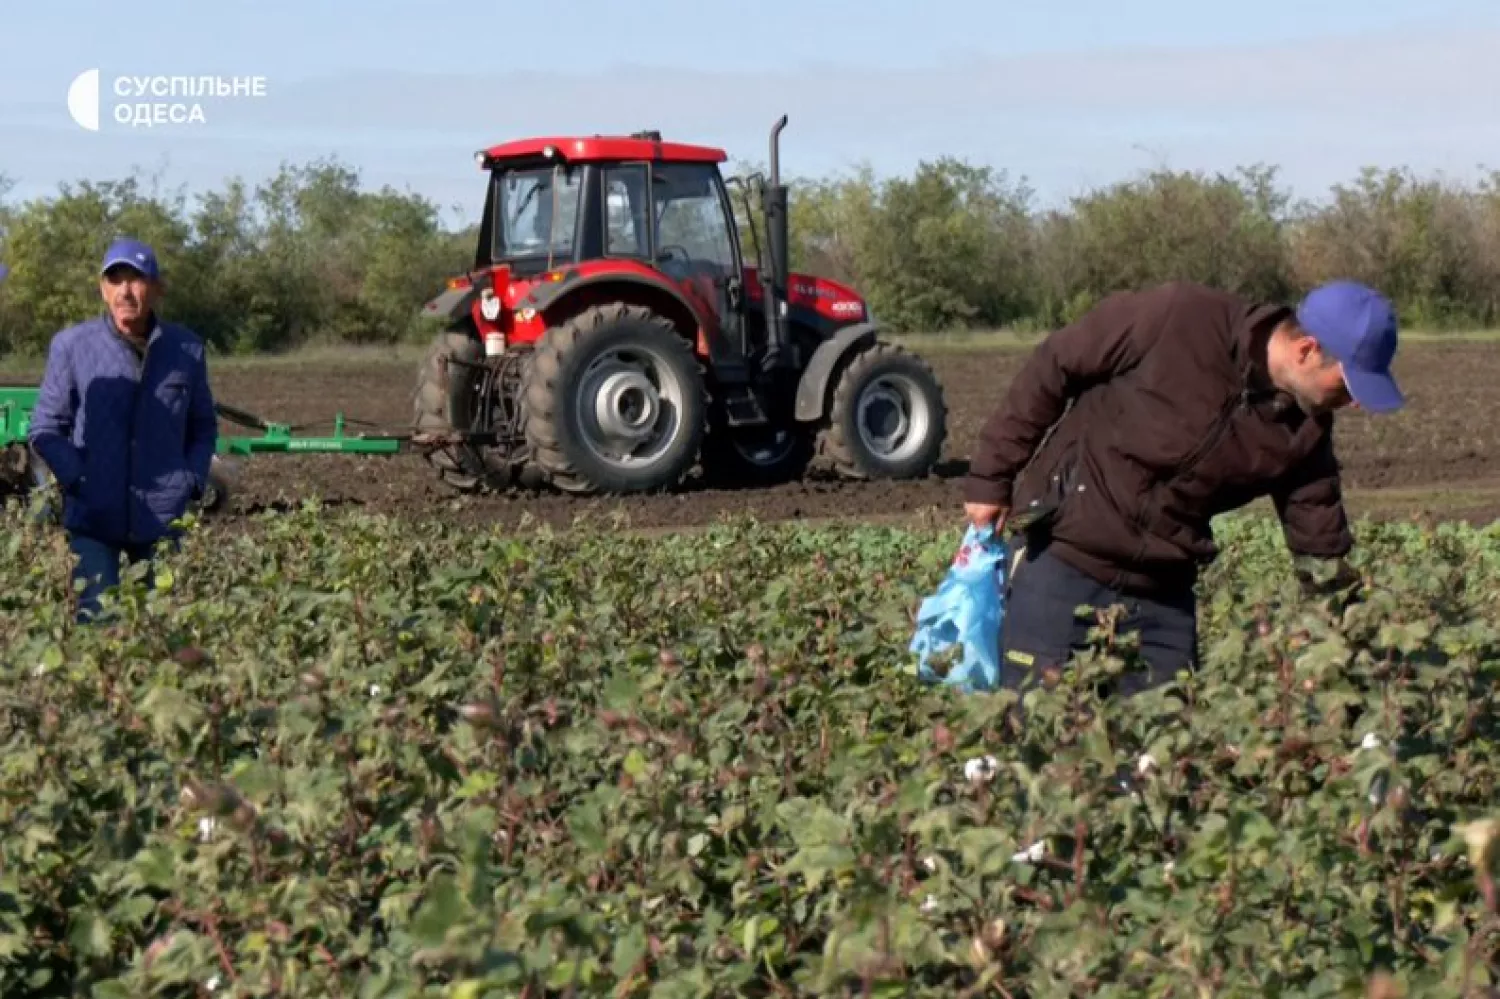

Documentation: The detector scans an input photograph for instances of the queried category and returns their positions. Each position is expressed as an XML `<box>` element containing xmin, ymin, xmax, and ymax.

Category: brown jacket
<box><xmin>963</xmin><ymin>282</ymin><xmax>1354</xmax><ymax>597</ymax></box>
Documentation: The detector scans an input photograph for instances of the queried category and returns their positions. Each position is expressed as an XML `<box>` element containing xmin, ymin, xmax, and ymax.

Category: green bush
<box><xmin>3</xmin><ymin>155</ymin><xmax>1500</xmax><ymax>351</ymax></box>
<box><xmin>3</xmin><ymin>504</ymin><xmax>1500</xmax><ymax>995</ymax></box>
<box><xmin>0</xmin><ymin>164</ymin><xmax>470</xmax><ymax>357</ymax></box>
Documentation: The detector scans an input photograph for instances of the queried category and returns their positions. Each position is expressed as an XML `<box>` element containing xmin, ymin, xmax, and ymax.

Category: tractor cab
<box><xmin>474</xmin><ymin>135</ymin><xmax>736</xmax><ymax>273</ymax></box>
<box><xmin>469</xmin><ymin>133</ymin><xmax>764</xmax><ymax>370</ymax></box>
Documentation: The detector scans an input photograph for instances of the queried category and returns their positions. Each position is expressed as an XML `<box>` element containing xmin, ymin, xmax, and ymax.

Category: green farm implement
<box><xmin>0</xmin><ymin>386</ymin><xmax>411</xmax><ymax>514</ymax></box>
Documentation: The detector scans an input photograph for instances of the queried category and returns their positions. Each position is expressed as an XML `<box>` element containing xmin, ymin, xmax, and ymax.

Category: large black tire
<box><xmin>412</xmin><ymin>329</ymin><xmax>499</xmax><ymax>492</ymax></box>
<box><xmin>522</xmin><ymin>303</ymin><xmax>706</xmax><ymax>495</ymax></box>
<box><xmin>699</xmin><ymin>417</ymin><xmax>815</xmax><ymax>488</ymax></box>
<box><xmin>819</xmin><ymin>342</ymin><xmax>947</xmax><ymax>480</ymax></box>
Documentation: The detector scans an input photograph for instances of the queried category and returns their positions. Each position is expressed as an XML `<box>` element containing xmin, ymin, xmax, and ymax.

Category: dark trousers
<box><xmin>1000</xmin><ymin>545</ymin><xmax>1197</xmax><ymax>696</ymax></box>
<box><xmin>68</xmin><ymin>533</ymin><xmax>159</xmax><ymax>623</ymax></box>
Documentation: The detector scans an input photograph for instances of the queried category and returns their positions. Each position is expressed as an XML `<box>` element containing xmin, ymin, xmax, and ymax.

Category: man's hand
<box><xmin>965</xmin><ymin>502</ymin><xmax>1008</xmax><ymax>531</ymax></box>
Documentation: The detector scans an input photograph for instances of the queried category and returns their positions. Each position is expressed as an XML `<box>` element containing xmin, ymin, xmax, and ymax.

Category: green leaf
<box><xmin>136</xmin><ymin>685</ymin><xmax>204</xmax><ymax>738</ymax></box>
<box><xmin>777</xmin><ymin>798</ymin><xmax>849</xmax><ymax>846</ymax></box>
<box><xmin>623</xmin><ymin>748</ymin><xmax>648</xmax><ymax>778</ymax></box>
<box><xmin>611</xmin><ymin>926</ymin><xmax>648</xmax><ymax>979</ymax></box>
<box><xmin>410</xmin><ymin>874</ymin><xmax>468</xmax><ymax>948</ymax></box>
<box><xmin>67</xmin><ymin>908</ymin><xmax>111</xmax><ymax>959</ymax></box>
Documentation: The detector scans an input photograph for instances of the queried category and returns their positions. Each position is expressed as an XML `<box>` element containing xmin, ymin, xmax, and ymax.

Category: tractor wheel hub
<box><xmin>593</xmin><ymin>368</ymin><xmax>660</xmax><ymax>444</ymax></box>
<box><xmin>569</xmin><ymin>342</ymin><xmax>689</xmax><ymax>470</ymax></box>
<box><xmin>857</xmin><ymin>376</ymin><xmax>928</xmax><ymax>461</ymax></box>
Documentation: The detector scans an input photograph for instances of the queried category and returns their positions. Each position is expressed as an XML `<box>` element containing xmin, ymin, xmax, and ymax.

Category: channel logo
<box><xmin>65</xmin><ymin>69</ymin><xmax>268</xmax><ymax>131</ymax></box>
<box><xmin>67</xmin><ymin>68</ymin><xmax>100</xmax><ymax>132</ymax></box>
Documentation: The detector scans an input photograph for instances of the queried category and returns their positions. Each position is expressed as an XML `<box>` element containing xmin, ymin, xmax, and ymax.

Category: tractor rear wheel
<box><xmin>522</xmin><ymin>303</ymin><xmax>705</xmax><ymax>494</ymax></box>
<box><xmin>819</xmin><ymin>342</ymin><xmax>946</xmax><ymax>479</ymax></box>
<box><xmin>412</xmin><ymin>328</ymin><xmax>508</xmax><ymax>491</ymax></box>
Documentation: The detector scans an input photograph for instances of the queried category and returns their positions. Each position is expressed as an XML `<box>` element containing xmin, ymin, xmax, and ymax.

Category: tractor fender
<box><xmin>525</xmin><ymin>271</ymin><xmax>735</xmax><ymax>368</ymax></box>
<box><xmin>422</xmin><ymin>284</ymin><xmax>478</xmax><ymax>323</ymax></box>
<box><xmin>794</xmin><ymin>322</ymin><xmax>879</xmax><ymax>422</ymax></box>
<box><xmin>523</xmin><ymin>271</ymin><xmax>700</xmax><ymax>331</ymax></box>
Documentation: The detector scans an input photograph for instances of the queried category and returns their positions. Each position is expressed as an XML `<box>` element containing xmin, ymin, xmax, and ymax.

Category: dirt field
<box><xmin>180</xmin><ymin>340</ymin><xmax>1500</xmax><ymax>532</ymax></box>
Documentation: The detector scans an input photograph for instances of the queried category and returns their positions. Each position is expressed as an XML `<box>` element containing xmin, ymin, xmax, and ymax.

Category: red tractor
<box><xmin>412</xmin><ymin>115</ymin><xmax>947</xmax><ymax>495</ymax></box>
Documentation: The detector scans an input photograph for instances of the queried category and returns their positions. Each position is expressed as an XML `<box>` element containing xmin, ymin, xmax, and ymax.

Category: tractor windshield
<box><xmin>496</xmin><ymin>164</ymin><xmax>582</xmax><ymax>262</ymax></box>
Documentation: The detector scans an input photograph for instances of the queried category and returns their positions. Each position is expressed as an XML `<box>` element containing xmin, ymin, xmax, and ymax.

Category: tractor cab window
<box><xmin>497</xmin><ymin>165</ymin><xmax>582</xmax><ymax>261</ymax></box>
<box><xmin>603</xmin><ymin>164</ymin><xmax>650</xmax><ymax>258</ymax></box>
<box><xmin>651</xmin><ymin>163</ymin><xmax>737</xmax><ymax>279</ymax></box>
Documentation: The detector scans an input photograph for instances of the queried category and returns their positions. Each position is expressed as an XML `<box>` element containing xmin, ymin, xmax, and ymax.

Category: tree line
<box><xmin>1</xmin><ymin>154</ymin><xmax>1497</xmax><ymax>357</ymax></box>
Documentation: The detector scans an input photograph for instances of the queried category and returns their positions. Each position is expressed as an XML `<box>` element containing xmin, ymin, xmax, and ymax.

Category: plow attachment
<box><xmin>212</xmin><ymin>402</ymin><xmax>407</xmax><ymax>456</ymax></box>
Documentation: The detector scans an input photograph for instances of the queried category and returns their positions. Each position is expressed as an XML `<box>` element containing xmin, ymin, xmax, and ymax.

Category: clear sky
<box><xmin>2</xmin><ymin>0</ymin><xmax>1496</xmax><ymax>227</ymax></box>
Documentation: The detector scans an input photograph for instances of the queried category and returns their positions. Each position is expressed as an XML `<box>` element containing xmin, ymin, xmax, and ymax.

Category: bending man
<box><xmin>963</xmin><ymin>280</ymin><xmax>1405</xmax><ymax>694</ymax></box>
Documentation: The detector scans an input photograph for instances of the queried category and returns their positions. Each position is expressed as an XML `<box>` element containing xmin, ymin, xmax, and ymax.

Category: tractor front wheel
<box><xmin>820</xmin><ymin>342</ymin><xmax>946</xmax><ymax>480</ymax></box>
<box><xmin>522</xmin><ymin>304</ymin><xmax>706</xmax><ymax>494</ymax></box>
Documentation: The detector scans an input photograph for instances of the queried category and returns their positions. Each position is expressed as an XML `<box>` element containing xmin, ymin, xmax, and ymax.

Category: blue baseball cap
<box><xmin>100</xmin><ymin>237</ymin><xmax>160</xmax><ymax>280</ymax></box>
<box><xmin>1295</xmin><ymin>280</ymin><xmax>1403</xmax><ymax>413</ymax></box>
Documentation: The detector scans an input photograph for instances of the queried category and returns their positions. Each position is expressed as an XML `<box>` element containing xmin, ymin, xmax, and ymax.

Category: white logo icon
<box><xmin>67</xmin><ymin>68</ymin><xmax>100</xmax><ymax>131</ymax></box>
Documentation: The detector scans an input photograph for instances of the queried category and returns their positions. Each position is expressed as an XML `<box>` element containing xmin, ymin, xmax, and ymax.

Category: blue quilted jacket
<box><xmin>28</xmin><ymin>314</ymin><xmax>218</xmax><ymax>545</ymax></box>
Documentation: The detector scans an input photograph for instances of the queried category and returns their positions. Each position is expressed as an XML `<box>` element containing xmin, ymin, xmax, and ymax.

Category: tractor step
<box><xmin>721</xmin><ymin>386</ymin><xmax>768</xmax><ymax>427</ymax></box>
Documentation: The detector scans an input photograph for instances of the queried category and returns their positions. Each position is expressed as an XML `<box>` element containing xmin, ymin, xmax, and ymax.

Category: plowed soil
<box><xmin>196</xmin><ymin>340</ymin><xmax>1500</xmax><ymax>531</ymax></box>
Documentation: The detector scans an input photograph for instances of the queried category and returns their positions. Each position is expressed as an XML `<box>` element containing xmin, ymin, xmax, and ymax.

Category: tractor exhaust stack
<box><xmin>762</xmin><ymin>114</ymin><xmax>791</xmax><ymax>370</ymax></box>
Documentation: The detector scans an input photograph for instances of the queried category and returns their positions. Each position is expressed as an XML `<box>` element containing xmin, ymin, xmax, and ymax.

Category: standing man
<box><xmin>28</xmin><ymin>238</ymin><xmax>218</xmax><ymax>621</ymax></box>
<box><xmin>963</xmin><ymin>279</ymin><xmax>1405</xmax><ymax>695</ymax></box>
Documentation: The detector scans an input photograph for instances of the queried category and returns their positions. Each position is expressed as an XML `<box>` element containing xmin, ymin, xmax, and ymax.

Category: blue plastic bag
<box><xmin>909</xmin><ymin>524</ymin><xmax>1009</xmax><ymax>693</ymax></box>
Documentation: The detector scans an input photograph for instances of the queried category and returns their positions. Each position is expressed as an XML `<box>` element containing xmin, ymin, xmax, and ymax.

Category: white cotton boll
<box><xmin>1361</xmin><ymin>732</ymin><xmax>1381</xmax><ymax>751</ymax></box>
<box><xmin>964</xmin><ymin>755</ymin><xmax>998</xmax><ymax>784</ymax></box>
<box><xmin>1011</xmin><ymin>840</ymin><xmax>1045</xmax><ymax>863</ymax></box>
<box><xmin>1137</xmin><ymin>753</ymin><xmax>1158</xmax><ymax>775</ymax></box>
<box><xmin>198</xmin><ymin>817</ymin><xmax>217</xmax><ymax>842</ymax></box>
